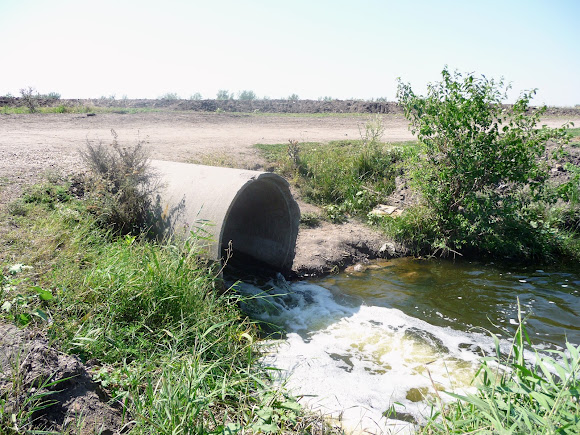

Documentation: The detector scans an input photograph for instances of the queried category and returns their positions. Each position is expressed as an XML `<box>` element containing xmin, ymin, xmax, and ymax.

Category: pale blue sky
<box><xmin>1</xmin><ymin>0</ymin><xmax>578</xmax><ymax>105</ymax></box>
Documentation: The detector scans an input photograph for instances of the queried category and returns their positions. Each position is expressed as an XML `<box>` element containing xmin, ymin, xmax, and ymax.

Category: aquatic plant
<box><xmin>422</xmin><ymin>304</ymin><xmax>580</xmax><ymax>434</ymax></box>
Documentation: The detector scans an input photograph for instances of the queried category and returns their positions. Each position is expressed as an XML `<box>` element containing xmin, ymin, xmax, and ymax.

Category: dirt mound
<box><xmin>0</xmin><ymin>96</ymin><xmax>402</xmax><ymax>114</ymax></box>
<box><xmin>292</xmin><ymin>218</ymin><xmax>406</xmax><ymax>277</ymax></box>
<box><xmin>3</xmin><ymin>97</ymin><xmax>580</xmax><ymax>116</ymax></box>
<box><xmin>0</xmin><ymin>323</ymin><xmax>126</xmax><ymax>434</ymax></box>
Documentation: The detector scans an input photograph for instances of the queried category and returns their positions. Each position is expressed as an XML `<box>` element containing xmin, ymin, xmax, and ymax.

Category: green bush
<box><xmin>216</xmin><ymin>89</ymin><xmax>233</xmax><ymax>100</ymax></box>
<box><xmin>396</xmin><ymin>67</ymin><xmax>570</xmax><ymax>258</ymax></box>
<box><xmin>237</xmin><ymin>90</ymin><xmax>257</xmax><ymax>100</ymax></box>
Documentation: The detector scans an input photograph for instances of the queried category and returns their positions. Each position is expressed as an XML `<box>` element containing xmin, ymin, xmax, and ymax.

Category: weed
<box><xmin>19</xmin><ymin>87</ymin><xmax>37</xmax><ymax>113</ymax></box>
<box><xmin>79</xmin><ymin>130</ymin><xmax>159</xmax><ymax>234</ymax></box>
<box><xmin>300</xmin><ymin>212</ymin><xmax>322</xmax><ymax>228</ymax></box>
<box><xmin>256</xmin><ymin>140</ymin><xmax>417</xmax><ymax>221</ymax></box>
<box><xmin>421</xmin><ymin>303</ymin><xmax>580</xmax><ymax>434</ymax></box>
<box><xmin>287</xmin><ymin>139</ymin><xmax>301</xmax><ymax>170</ymax></box>
<box><xmin>358</xmin><ymin>114</ymin><xmax>385</xmax><ymax>146</ymax></box>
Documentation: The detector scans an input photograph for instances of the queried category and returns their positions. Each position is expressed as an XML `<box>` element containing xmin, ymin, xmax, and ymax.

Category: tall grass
<box><xmin>0</xmin><ymin>182</ymin><xmax>324</xmax><ymax>433</ymax></box>
<box><xmin>255</xmin><ymin>139</ymin><xmax>418</xmax><ymax>221</ymax></box>
<box><xmin>421</xmin><ymin>304</ymin><xmax>580</xmax><ymax>434</ymax></box>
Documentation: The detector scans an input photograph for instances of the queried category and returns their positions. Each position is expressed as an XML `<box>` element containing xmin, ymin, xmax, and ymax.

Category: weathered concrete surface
<box><xmin>151</xmin><ymin>160</ymin><xmax>300</xmax><ymax>273</ymax></box>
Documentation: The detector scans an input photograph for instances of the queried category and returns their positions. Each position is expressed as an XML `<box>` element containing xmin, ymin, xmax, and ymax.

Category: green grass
<box><xmin>0</xmin><ymin>182</ymin><xmax>327</xmax><ymax>434</ymax></box>
<box><xmin>255</xmin><ymin>139</ymin><xmax>419</xmax><ymax>221</ymax></box>
<box><xmin>566</xmin><ymin>127</ymin><xmax>580</xmax><ymax>146</ymax></box>
<box><xmin>420</xmin><ymin>305</ymin><xmax>580</xmax><ymax>434</ymax></box>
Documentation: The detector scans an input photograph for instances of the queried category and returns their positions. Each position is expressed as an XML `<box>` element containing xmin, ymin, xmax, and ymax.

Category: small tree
<box><xmin>288</xmin><ymin>94</ymin><xmax>299</xmax><ymax>101</ymax></box>
<box><xmin>237</xmin><ymin>90</ymin><xmax>256</xmax><ymax>100</ymax></box>
<box><xmin>397</xmin><ymin>67</ymin><xmax>569</xmax><ymax>256</ymax></box>
<box><xmin>216</xmin><ymin>90</ymin><xmax>232</xmax><ymax>100</ymax></box>
<box><xmin>189</xmin><ymin>92</ymin><xmax>202</xmax><ymax>100</ymax></box>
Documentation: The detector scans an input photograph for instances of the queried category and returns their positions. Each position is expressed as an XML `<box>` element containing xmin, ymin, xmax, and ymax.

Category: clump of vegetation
<box><xmin>1</xmin><ymin>167</ymin><xmax>334</xmax><ymax>432</ymax></box>
<box><xmin>421</xmin><ymin>306</ymin><xmax>580</xmax><ymax>434</ymax></box>
<box><xmin>216</xmin><ymin>89</ymin><xmax>233</xmax><ymax>100</ymax></box>
<box><xmin>300</xmin><ymin>211</ymin><xmax>322</xmax><ymax>228</ymax></box>
<box><xmin>256</xmin><ymin>116</ymin><xmax>417</xmax><ymax>222</ymax></box>
<box><xmin>189</xmin><ymin>92</ymin><xmax>202</xmax><ymax>100</ymax></box>
<box><xmin>17</xmin><ymin>87</ymin><xmax>61</xmax><ymax>113</ymax></box>
<box><xmin>79</xmin><ymin>129</ymin><xmax>159</xmax><ymax>234</ymax></box>
<box><xmin>158</xmin><ymin>92</ymin><xmax>179</xmax><ymax>100</ymax></box>
<box><xmin>288</xmin><ymin>94</ymin><xmax>300</xmax><ymax>101</ymax></box>
<box><xmin>237</xmin><ymin>90</ymin><xmax>257</xmax><ymax>100</ymax></box>
<box><xmin>394</xmin><ymin>67</ymin><xmax>573</xmax><ymax>259</ymax></box>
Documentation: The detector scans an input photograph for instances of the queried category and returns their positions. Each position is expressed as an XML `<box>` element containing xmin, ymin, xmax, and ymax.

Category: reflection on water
<box><xmin>323</xmin><ymin>258</ymin><xmax>579</xmax><ymax>348</ymax></box>
<box><xmin>232</xmin><ymin>258</ymin><xmax>579</xmax><ymax>433</ymax></box>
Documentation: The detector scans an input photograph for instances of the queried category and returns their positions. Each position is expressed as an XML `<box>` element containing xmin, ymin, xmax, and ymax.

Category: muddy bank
<box><xmin>291</xmin><ymin>220</ymin><xmax>405</xmax><ymax>278</ymax></box>
<box><xmin>0</xmin><ymin>324</ymin><xmax>126</xmax><ymax>434</ymax></box>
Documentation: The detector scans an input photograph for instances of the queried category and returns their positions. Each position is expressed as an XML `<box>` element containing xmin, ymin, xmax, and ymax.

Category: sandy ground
<box><xmin>1</xmin><ymin>112</ymin><xmax>578</xmax><ymax>275</ymax></box>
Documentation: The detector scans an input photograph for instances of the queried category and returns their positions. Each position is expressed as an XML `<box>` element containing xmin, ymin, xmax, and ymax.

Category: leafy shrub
<box><xmin>288</xmin><ymin>94</ymin><xmax>300</xmax><ymax>101</ymax></box>
<box><xmin>189</xmin><ymin>92</ymin><xmax>202</xmax><ymax>100</ymax></box>
<box><xmin>216</xmin><ymin>89</ymin><xmax>232</xmax><ymax>100</ymax></box>
<box><xmin>79</xmin><ymin>129</ymin><xmax>159</xmax><ymax>234</ymax></box>
<box><xmin>158</xmin><ymin>92</ymin><xmax>179</xmax><ymax>100</ymax></box>
<box><xmin>397</xmin><ymin>67</ymin><xmax>570</xmax><ymax>258</ymax></box>
<box><xmin>237</xmin><ymin>90</ymin><xmax>257</xmax><ymax>100</ymax></box>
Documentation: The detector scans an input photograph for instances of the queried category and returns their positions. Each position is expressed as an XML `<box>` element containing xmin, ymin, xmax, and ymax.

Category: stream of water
<box><xmin>231</xmin><ymin>258</ymin><xmax>579</xmax><ymax>434</ymax></box>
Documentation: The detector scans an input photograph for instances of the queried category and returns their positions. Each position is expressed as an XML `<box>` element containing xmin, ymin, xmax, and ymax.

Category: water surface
<box><xmin>234</xmin><ymin>258</ymin><xmax>579</xmax><ymax>433</ymax></box>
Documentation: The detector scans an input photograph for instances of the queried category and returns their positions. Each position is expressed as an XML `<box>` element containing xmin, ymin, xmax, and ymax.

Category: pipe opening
<box><xmin>221</xmin><ymin>177</ymin><xmax>297</xmax><ymax>274</ymax></box>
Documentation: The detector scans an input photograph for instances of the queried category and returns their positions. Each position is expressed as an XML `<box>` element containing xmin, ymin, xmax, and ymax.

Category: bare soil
<box><xmin>0</xmin><ymin>323</ymin><xmax>125</xmax><ymax>434</ymax></box>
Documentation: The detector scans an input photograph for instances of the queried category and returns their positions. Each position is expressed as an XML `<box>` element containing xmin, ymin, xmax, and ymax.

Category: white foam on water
<box><xmin>234</xmin><ymin>278</ymin><xmax>505</xmax><ymax>434</ymax></box>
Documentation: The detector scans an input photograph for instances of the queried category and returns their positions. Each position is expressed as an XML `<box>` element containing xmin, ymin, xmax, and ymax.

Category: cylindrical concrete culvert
<box><xmin>150</xmin><ymin>160</ymin><xmax>300</xmax><ymax>274</ymax></box>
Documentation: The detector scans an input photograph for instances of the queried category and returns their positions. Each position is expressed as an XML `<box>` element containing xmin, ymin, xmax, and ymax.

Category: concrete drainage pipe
<box><xmin>150</xmin><ymin>160</ymin><xmax>300</xmax><ymax>274</ymax></box>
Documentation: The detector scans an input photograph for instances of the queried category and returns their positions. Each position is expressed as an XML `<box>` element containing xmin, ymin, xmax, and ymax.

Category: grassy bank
<box><xmin>0</xmin><ymin>182</ymin><xmax>324</xmax><ymax>433</ymax></box>
<box><xmin>420</xmin><ymin>307</ymin><xmax>580</xmax><ymax>434</ymax></box>
<box><xmin>256</xmin><ymin>139</ymin><xmax>419</xmax><ymax>223</ymax></box>
<box><xmin>256</xmin><ymin>72</ymin><xmax>580</xmax><ymax>262</ymax></box>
